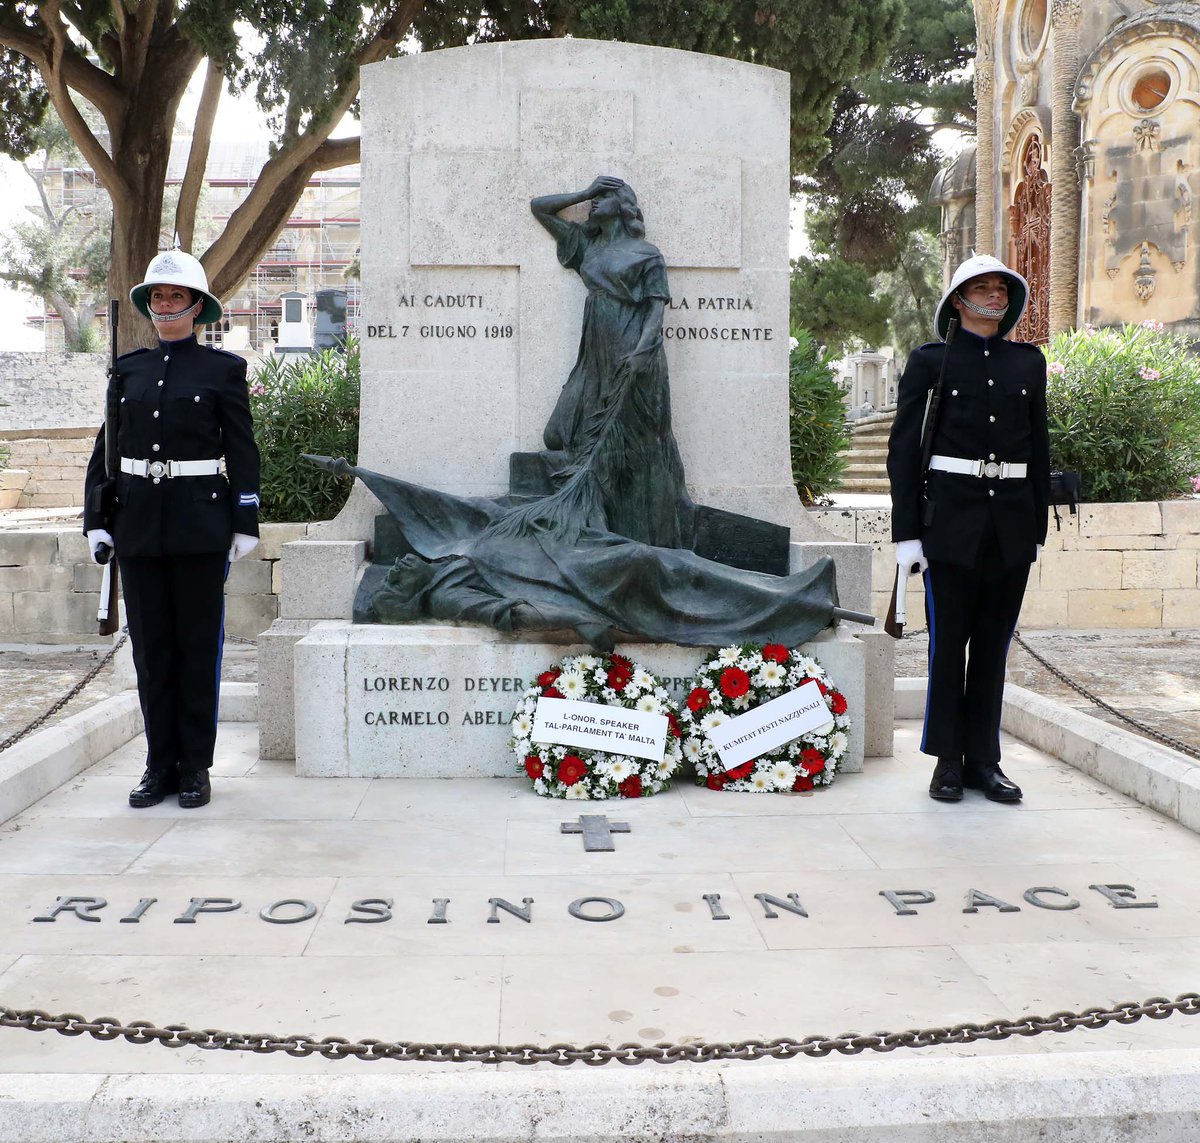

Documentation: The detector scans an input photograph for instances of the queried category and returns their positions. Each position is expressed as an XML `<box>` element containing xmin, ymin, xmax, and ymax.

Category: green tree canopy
<box><xmin>792</xmin><ymin>0</ymin><xmax>974</xmax><ymax>357</ymax></box>
<box><xmin>0</xmin><ymin>1</ymin><xmax>902</xmax><ymax>350</ymax></box>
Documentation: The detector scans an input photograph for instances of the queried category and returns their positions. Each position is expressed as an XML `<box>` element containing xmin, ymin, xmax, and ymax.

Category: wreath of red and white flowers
<box><xmin>678</xmin><ymin>642</ymin><xmax>850</xmax><ymax>792</ymax></box>
<box><xmin>509</xmin><ymin>651</ymin><xmax>684</xmax><ymax>799</ymax></box>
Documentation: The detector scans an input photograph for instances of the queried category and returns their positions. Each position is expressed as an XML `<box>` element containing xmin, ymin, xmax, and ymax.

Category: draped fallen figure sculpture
<box><xmin>304</xmin><ymin>455</ymin><xmax>872</xmax><ymax>651</ymax></box>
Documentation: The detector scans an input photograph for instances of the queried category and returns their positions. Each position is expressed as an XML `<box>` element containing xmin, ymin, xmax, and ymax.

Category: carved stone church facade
<box><xmin>940</xmin><ymin>1</ymin><xmax>1200</xmax><ymax>342</ymax></box>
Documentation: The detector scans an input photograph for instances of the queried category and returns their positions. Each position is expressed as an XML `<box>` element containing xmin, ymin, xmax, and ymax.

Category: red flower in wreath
<box><xmin>800</xmin><ymin>748</ymin><xmax>826</xmax><ymax>776</ymax></box>
<box><xmin>524</xmin><ymin>755</ymin><xmax>544</xmax><ymax>780</ymax></box>
<box><xmin>666</xmin><ymin>711</ymin><xmax>682</xmax><ymax>739</ymax></box>
<box><xmin>537</xmin><ymin>669</ymin><xmax>562</xmax><ymax>688</ymax></box>
<box><xmin>686</xmin><ymin>687</ymin><xmax>710</xmax><ymax>713</ymax></box>
<box><xmin>706</xmin><ymin>772</ymin><xmax>727</xmax><ymax>790</ymax></box>
<box><xmin>543</xmin><ymin>686</ymin><xmax>565</xmax><ymax>700</ymax></box>
<box><xmin>728</xmin><ymin>761</ymin><xmax>754</xmax><ymax>781</ymax></box>
<box><xmin>815</xmin><ymin>679</ymin><xmax>828</xmax><ymax>696</ymax></box>
<box><xmin>557</xmin><ymin>754</ymin><xmax>586</xmax><ymax>786</ymax></box>
<box><xmin>719</xmin><ymin>667</ymin><xmax>751</xmax><ymax>699</ymax></box>
<box><xmin>793</xmin><ymin>774</ymin><xmax>815</xmax><ymax>792</ymax></box>
<box><xmin>830</xmin><ymin>691</ymin><xmax>847</xmax><ymax>715</ymax></box>
<box><xmin>762</xmin><ymin>643</ymin><xmax>789</xmax><ymax>663</ymax></box>
<box><xmin>606</xmin><ymin>663</ymin><xmax>632</xmax><ymax>690</ymax></box>
<box><xmin>618</xmin><ymin>775</ymin><xmax>643</xmax><ymax>799</ymax></box>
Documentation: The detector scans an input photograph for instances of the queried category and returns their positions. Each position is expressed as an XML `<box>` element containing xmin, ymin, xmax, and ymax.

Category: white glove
<box><xmin>228</xmin><ymin>533</ymin><xmax>259</xmax><ymax>561</ymax></box>
<box><xmin>895</xmin><ymin>538</ymin><xmax>928</xmax><ymax>574</ymax></box>
<box><xmin>86</xmin><ymin>529</ymin><xmax>114</xmax><ymax>564</ymax></box>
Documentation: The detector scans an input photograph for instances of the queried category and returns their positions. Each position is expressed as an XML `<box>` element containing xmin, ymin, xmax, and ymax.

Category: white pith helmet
<box><xmin>933</xmin><ymin>254</ymin><xmax>1029</xmax><ymax>340</ymax></box>
<box><xmin>130</xmin><ymin>250</ymin><xmax>223</xmax><ymax>325</ymax></box>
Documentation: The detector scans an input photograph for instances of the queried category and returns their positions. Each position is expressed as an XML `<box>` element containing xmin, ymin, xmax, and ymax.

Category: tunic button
<box><xmin>1022</xmin><ymin>388</ymin><xmax>1027</xmax><ymax>395</ymax></box>
<box><xmin>951</xmin><ymin>389</ymin><xmax>958</xmax><ymax>396</ymax></box>
<box><xmin>988</xmin><ymin>379</ymin><xmax>994</xmax><ymax>386</ymax></box>
<box><xmin>158</xmin><ymin>380</ymin><xmax>164</xmax><ymax>387</ymax></box>
<box><xmin>988</xmin><ymin>453</ymin><xmax>995</xmax><ymax>460</ymax></box>
<box><xmin>120</xmin><ymin>396</ymin><xmax>125</xmax><ymax>403</ymax></box>
<box><xmin>194</xmin><ymin>395</ymin><xmax>200</xmax><ymax>402</ymax></box>
<box><xmin>163</xmin><ymin>355</ymin><xmax>170</xmax><ymax>363</ymax></box>
<box><xmin>988</xmin><ymin>489</ymin><xmax>995</xmax><ymax>497</ymax></box>
<box><xmin>152</xmin><ymin>444</ymin><xmax>160</xmax><ymax>452</ymax></box>
<box><xmin>984</xmin><ymin>349</ymin><xmax>990</xmax><ymax>357</ymax></box>
<box><xmin>989</xmin><ymin>415</ymin><xmax>996</xmax><ymax>423</ymax></box>
<box><xmin>211</xmin><ymin>492</ymin><xmax>218</xmax><ymax>500</ymax></box>
<box><xmin>152</xmin><ymin>477</ymin><xmax>161</xmax><ymax>485</ymax></box>
<box><xmin>152</xmin><ymin>410</ymin><xmax>159</xmax><ymax>418</ymax></box>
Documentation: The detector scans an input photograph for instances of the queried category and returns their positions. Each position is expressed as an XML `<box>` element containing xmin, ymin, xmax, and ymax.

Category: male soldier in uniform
<box><xmin>84</xmin><ymin>251</ymin><xmax>261</xmax><ymax>808</ymax></box>
<box><xmin>887</xmin><ymin>255</ymin><xmax>1051</xmax><ymax>803</ymax></box>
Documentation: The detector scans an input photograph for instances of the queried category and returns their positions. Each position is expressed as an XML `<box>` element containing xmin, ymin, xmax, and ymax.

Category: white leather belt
<box><xmin>929</xmin><ymin>455</ymin><xmax>1027</xmax><ymax>479</ymax></box>
<box><xmin>120</xmin><ymin>457</ymin><xmax>222</xmax><ymax>479</ymax></box>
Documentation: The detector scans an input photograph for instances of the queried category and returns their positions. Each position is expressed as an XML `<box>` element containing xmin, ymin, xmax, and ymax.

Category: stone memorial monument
<box><xmin>258</xmin><ymin>38</ymin><xmax>890</xmax><ymax>778</ymax></box>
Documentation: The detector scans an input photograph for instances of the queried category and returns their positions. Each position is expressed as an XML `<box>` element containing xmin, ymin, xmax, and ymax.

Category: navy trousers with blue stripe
<box><xmin>120</xmin><ymin>553</ymin><xmax>227</xmax><ymax>775</ymax></box>
<box><xmin>921</xmin><ymin>528</ymin><xmax>1031</xmax><ymax>765</ymax></box>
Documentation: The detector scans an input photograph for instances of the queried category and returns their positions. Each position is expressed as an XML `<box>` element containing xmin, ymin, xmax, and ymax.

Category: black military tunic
<box><xmin>84</xmin><ymin>335</ymin><xmax>260</xmax><ymax>776</ymax></box>
<box><xmin>887</xmin><ymin>329</ymin><xmax>1050</xmax><ymax>763</ymax></box>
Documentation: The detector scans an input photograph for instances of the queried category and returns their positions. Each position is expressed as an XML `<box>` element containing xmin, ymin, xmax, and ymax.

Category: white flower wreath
<box><xmin>679</xmin><ymin>642</ymin><xmax>850</xmax><ymax>792</ymax></box>
<box><xmin>510</xmin><ymin>651</ymin><xmax>684</xmax><ymax>799</ymax></box>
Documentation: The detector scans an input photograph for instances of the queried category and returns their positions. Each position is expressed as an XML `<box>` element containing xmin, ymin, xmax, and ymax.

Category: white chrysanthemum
<box><xmin>700</xmin><ymin>711</ymin><xmax>727</xmax><ymax>732</ymax></box>
<box><xmin>787</xmin><ymin>741</ymin><xmax>801</xmax><ymax>757</ymax></box>
<box><xmin>636</xmin><ymin>694</ymin><xmax>663</xmax><ymax>714</ymax></box>
<box><xmin>770</xmin><ymin>761</ymin><xmax>797</xmax><ymax>789</ymax></box>
<box><xmin>656</xmin><ymin>757</ymin><xmax>675</xmax><ymax>778</ymax></box>
<box><xmin>653</xmin><ymin>687</ymin><xmax>669</xmax><ymax>703</ymax></box>
<box><xmin>633</xmin><ymin>668</ymin><xmax>656</xmax><ymax>690</ymax></box>
<box><xmin>755</xmin><ymin>662</ymin><xmax>786</xmax><ymax>688</ymax></box>
<box><xmin>564</xmin><ymin>781</ymin><xmax>591</xmax><ymax>799</ymax></box>
<box><xmin>750</xmin><ymin>772</ymin><xmax>772</xmax><ymax>791</ymax></box>
<box><xmin>511</xmin><ymin>711</ymin><xmax>534</xmax><ymax>738</ymax></box>
<box><xmin>593</xmin><ymin>667</ymin><xmax>609</xmax><ymax>685</ymax></box>
<box><xmin>731</xmin><ymin>694</ymin><xmax>752</xmax><ymax>712</ymax></box>
<box><xmin>557</xmin><ymin>670</ymin><xmax>587</xmax><ymax>699</ymax></box>
<box><xmin>602</xmin><ymin>688</ymin><xmax>618</xmax><ymax>703</ymax></box>
<box><xmin>740</xmin><ymin>653</ymin><xmax>763</xmax><ymax>670</ymax></box>
<box><xmin>603</xmin><ymin>756</ymin><xmax>635</xmax><ymax>782</ymax></box>
<box><xmin>698</xmin><ymin>674</ymin><xmax>714</xmax><ymax>689</ymax></box>
<box><xmin>533</xmin><ymin>778</ymin><xmax>547</xmax><ymax>795</ymax></box>
<box><xmin>576</xmin><ymin>655</ymin><xmax>599</xmax><ymax>672</ymax></box>
<box><xmin>512</xmin><ymin>738</ymin><xmax>531</xmax><ymax>758</ymax></box>
<box><xmin>683</xmin><ymin>737</ymin><xmax>704</xmax><ymax>762</ymax></box>
<box><xmin>828</xmin><ymin>730</ymin><xmax>848</xmax><ymax>756</ymax></box>
<box><xmin>718</xmin><ymin>645</ymin><xmax>742</xmax><ymax>665</ymax></box>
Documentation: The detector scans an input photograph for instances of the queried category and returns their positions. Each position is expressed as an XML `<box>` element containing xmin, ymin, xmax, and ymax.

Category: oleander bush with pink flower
<box><xmin>1044</xmin><ymin>322</ymin><xmax>1200</xmax><ymax>503</ymax></box>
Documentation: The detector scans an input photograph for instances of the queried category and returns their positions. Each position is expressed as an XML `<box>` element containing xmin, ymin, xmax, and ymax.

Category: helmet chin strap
<box><xmin>955</xmin><ymin>292</ymin><xmax>1007</xmax><ymax>320</ymax></box>
<box><xmin>150</xmin><ymin>301</ymin><xmax>200</xmax><ymax>324</ymax></box>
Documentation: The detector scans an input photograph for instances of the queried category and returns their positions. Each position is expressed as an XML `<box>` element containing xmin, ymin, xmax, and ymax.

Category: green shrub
<box><xmin>1044</xmin><ymin>322</ymin><xmax>1200</xmax><ymax>503</ymax></box>
<box><xmin>789</xmin><ymin>328</ymin><xmax>850</xmax><ymax>503</ymax></box>
<box><xmin>250</xmin><ymin>339</ymin><xmax>360</xmax><ymax>522</ymax></box>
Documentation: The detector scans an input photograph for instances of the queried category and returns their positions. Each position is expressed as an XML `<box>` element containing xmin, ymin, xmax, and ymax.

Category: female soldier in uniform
<box><xmin>887</xmin><ymin>255</ymin><xmax>1051</xmax><ymax>804</ymax></box>
<box><xmin>84</xmin><ymin>251</ymin><xmax>260</xmax><ymax>808</ymax></box>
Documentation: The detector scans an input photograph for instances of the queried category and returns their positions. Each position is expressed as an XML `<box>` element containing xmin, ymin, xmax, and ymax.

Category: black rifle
<box><xmin>884</xmin><ymin>316</ymin><xmax>959</xmax><ymax>639</ymax></box>
<box><xmin>91</xmin><ymin>300</ymin><xmax>121</xmax><ymax>635</ymax></box>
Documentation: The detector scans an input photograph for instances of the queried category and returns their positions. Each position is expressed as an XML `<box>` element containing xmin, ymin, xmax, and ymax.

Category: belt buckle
<box><xmin>982</xmin><ymin>461</ymin><xmax>1000</xmax><ymax>479</ymax></box>
<box><xmin>148</xmin><ymin>460</ymin><xmax>167</xmax><ymax>479</ymax></box>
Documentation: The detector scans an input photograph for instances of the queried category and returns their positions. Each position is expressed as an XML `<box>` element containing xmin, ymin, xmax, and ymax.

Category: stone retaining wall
<box><xmin>0</xmin><ymin>429</ymin><xmax>96</xmax><ymax>509</ymax></box>
<box><xmin>0</xmin><ymin>523</ymin><xmax>308</xmax><ymax>643</ymax></box>
<box><xmin>0</xmin><ymin>352</ymin><xmax>105</xmax><ymax>432</ymax></box>
<box><xmin>810</xmin><ymin>499</ymin><xmax>1200</xmax><ymax>629</ymax></box>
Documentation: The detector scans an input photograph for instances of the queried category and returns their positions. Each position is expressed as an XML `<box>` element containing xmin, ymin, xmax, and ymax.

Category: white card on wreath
<box><xmin>532</xmin><ymin>698</ymin><xmax>668</xmax><ymax>762</ymax></box>
<box><xmin>706</xmin><ymin>681</ymin><xmax>834</xmax><ymax>770</ymax></box>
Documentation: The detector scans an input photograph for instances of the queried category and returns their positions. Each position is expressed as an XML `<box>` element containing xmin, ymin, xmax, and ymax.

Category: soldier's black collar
<box><xmin>157</xmin><ymin>334</ymin><xmax>198</xmax><ymax>350</ymax></box>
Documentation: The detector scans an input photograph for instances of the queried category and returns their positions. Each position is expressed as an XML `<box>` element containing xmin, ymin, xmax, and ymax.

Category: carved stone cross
<box><xmin>560</xmin><ymin>814</ymin><xmax>631</xmax><ymax>852</ymax></box>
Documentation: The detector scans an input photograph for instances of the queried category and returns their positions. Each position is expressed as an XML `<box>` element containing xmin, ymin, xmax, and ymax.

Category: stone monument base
<box><xmin>291</xmin><ymin>622</ymin><xmax>875</xmax><ymax>779</ymax></box>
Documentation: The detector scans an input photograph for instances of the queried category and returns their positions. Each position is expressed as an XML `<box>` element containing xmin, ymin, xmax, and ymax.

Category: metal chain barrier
<box><xmin>1012</xmin><ymin>634</ymin><xmax>1200</xmax><ymax>761</ymax></box>
<box><xmin>0</xmin><ymin>634</ymin><xmax>129</xmax><ymax>754</ymax></box>
<box><xmin>2</xmin><ymin>993</ymin><xmax>1198</xmax><ymax>1064</ymax></box>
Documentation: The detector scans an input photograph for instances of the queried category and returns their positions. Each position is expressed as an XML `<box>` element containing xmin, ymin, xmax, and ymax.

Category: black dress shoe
<box><xmin>928</xmin><ymin>757</ymin><xmax>963</xmax><ymax>801</ymax></box>
<box><xmin>178</xmin><ymin>769</ymin><xmax>211</xmax><ymax>809</ymax></box>
<box><xmin>964</xmin><ymin>761</ymin><xmax>1022</xmax><ymax>803</ymax></box>
<box><xmin>129</xmin><ymin>768</ymin><xmax>178</xmax><ymax>808</ymax></box>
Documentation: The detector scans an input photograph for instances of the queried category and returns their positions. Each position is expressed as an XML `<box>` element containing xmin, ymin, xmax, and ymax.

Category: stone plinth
<box><xmin>293</xmin><ymin>623</ymin><xmax>870</xmax><ymax>779</ymax></box>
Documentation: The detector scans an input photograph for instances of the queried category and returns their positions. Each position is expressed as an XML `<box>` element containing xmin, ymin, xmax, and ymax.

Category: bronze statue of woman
<box><xmin>524</xmin><ymin>176</ymin><xmax>694</xmax><ymax>549</ymax></box>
